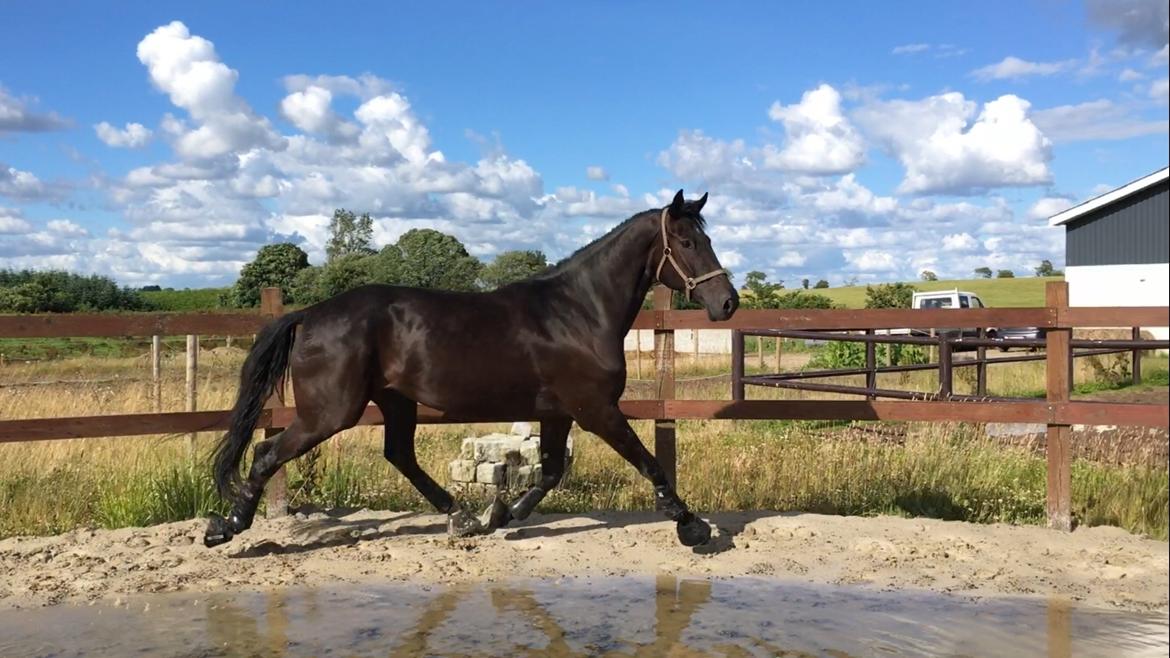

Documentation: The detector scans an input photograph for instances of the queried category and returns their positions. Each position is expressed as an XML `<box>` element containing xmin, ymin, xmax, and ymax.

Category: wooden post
<box><xmin>731</xmin><ymin>330</ymin><xmax>745</xmax><ymax>401</ymax></box>
<box><xmin>756</xmin><ymin>334</ymin><xmax>764</xmax><ymax>369</ymax></box>
<box><xmin>938</xmin><ymin>336</ymin><xmax>952</xmax><ymax>398</ymax></box>
<box><xmin>865</xmin><ymin>330</ymin><xmax>876</xmax><ymax>399</ymax></box>
<box><xmin>151</xmin><ymin>335</ymin><xmax>162</xmax><ymax>412</ymax></box>
<box><xmin>773</xmin><ymin>336</ymin><xmax>781</xmax><ymax>373</ymax></box>
<box><xmin>1132</xmin><ymin>326</ymin><xmax>1142</xmax><ymax>386</ymax></box>
<box><xmin>226</xmin><ymin>335</ymin><xmax>234</xmax><ymax>349</ymax></box>
<box><xmin>261</xmin><ymin>287</ymin><xmax>289</xmax><ymax>518</ymax></box>
<box><xmin>1045</xmin><ymin>281</ymin><xmax>1072</xmax><ymax>532</ymax></box>
<box><xmin>976</xmin><ymin>328</ymin><xmax>988</xmax><ymax>397</ymax></box>
<box><xmin>634</xmin><ymin>330</ymin><xmax>643</xmax><ymax>380</ymax></box>
<box><xmin>185</xmin><ymin>334</ymin><xmax>197</xmax><ymax>456</ymax></box>
<box><xmin>692</xmin><ymin>329</ymin><xmax>699</xmax><ymax>364</ymax></box>
<box><xmin>653</xmin><ymin>286</ymin><xmax>677</xmax><ymax>499</ymax></box>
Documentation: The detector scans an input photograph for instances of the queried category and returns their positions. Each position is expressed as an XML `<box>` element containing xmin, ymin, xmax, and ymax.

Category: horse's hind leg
<box><xmin>373</xmin><ymin>390</ymin><xmax>487</xmax><ymax>536</ymax></box>
<box><xmin>496</xmin><ymin>416</ymin><xmax>572</xmax><ymax>525</ymax></box>
<box><xmin>205</xmin><ymin>381</ymin><xmax>368</xmax><ymax>547</ymax></box>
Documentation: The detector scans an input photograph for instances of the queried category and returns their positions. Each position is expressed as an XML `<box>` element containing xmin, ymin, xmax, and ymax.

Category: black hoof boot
<box><xmin>447</xmin><ymin>507</ymin><xmax>485</xmax><ymax>538</ymax></box>
<box><xmin>204</xmin><ymin>513</ymin><xmax>235</xmax><ymax>548</ymax></box>
<box><xmin>676</xmin><ymin>514</ymin><xmax>712</xmax><ymax>547</ymax></box>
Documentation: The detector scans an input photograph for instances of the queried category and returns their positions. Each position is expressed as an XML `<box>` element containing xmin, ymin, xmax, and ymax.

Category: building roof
<box><xmin>1048</xmin><ymin>166</ymin><xmax>1169</xmax><ymax>227</ymax></box>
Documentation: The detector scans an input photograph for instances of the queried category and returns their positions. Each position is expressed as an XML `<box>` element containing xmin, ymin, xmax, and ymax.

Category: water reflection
<box><xmin>0</xmin><ymin>576</ymin><xmax>1165</xmax><ymax>657</ymax></box>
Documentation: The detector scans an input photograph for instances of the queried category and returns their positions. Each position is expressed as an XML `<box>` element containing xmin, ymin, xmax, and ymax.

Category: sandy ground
<box><xmin>0</xmin><ymin>510</ymin><xmax>1166</xmax><ymax>612</ymax></box>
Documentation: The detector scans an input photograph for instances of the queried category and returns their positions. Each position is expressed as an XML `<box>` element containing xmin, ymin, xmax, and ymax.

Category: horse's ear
<box><xmin>669</xmin><ymin>189</ymin><xmax>686</xmax><ymax>217</ymax></box>
<box><xmin>693</xmin><ymin>192</ymin><xmax>708</xmax><ymax>212</ymax></box>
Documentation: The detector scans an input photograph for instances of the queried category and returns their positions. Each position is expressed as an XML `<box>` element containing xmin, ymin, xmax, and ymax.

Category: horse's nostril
<box><xmin>723</xmin><ymin>298</ymin><xmax>735</xmax><ymax>315</ymax></box>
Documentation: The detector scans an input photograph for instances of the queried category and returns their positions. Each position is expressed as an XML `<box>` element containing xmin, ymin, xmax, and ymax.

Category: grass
<box><xmin>141</xmin><ymin>287</ymin><xmax>230</xmax><ymax>311</ymax></box>
<box><xmin>812</xmin><ymin>276</ymin><xmax>1064</xmax><ymax>309</ymax></box>
<box><xmin>0</xmin><ymin>347</ymin><xmax>1165</xmax><ymax>541</ymax></box>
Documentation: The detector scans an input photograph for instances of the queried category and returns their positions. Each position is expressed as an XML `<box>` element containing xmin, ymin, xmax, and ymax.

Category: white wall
<box><xmin>623</xmin><ymin>329</ymin><xmax>733</xmax><ymax>353</ymax></box>
<box><xmin>1066</xmin><ymin>263</ymin><xmax>1169</xmax><ymax>340</ymax></box>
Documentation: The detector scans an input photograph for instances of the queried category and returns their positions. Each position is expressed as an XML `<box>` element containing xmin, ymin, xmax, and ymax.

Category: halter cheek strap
<box><xmin>655</xmin><ymin>207</ymin><xmax>730</xmax><ymax>301</ymax></box>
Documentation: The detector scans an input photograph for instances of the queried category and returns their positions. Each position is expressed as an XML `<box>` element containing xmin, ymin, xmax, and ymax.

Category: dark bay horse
<box><xmin>206</xmin><ymin>190</ymin><xmax>738</xmax><ymax>548</ymax></box>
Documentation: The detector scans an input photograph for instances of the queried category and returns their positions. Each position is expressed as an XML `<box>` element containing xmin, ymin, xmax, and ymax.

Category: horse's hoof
<box><xmin>204</xmin><ymin>513</ymin><xmax>234</xmax><ymax>548</ymax></box>
<box><xmin>447</xmin><ymin>508</ymin><xmax>485</xmax><ymax>538</ymax></box>
<box><xmin>481</xmin><ymin>496</ymin><xmax>512</xmax><ymax>531</ymax></box>
<box><xmin>676</xmin><ymin>515</ymin><xmax>711</xmax><ymax>547</ymax></box>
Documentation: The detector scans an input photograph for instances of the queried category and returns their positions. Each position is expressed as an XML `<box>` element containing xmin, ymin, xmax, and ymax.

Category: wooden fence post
<box><xmin>692</xmin><ymin>329</ymin><xmax>700</xmax><ymax>364</ymax></box>
<box><xmin>773</xmin><ymin>336</ymin><xmax>782</xmax><ymax>373</ymax></box>
<box><xmin>1045</xmin><ymin>280</ymin><xmax>1072</xmax><ymax>532</ymax></box>
<box><xmin>938</xmin><ymin>336</ymin><xmax>953</xmax><ymax>398</ymax></box>
<box><xmin>653</xmin><ymin>286</ymin><xmax>677</xmax><ymax>499</ymax></box>
<box><xmin>151</xmin><ymin>335</ymin><xmax>162</xmax><ymax>412</ymax></box>
<box><xmin>976</xmin><ymin>328</ymin><xmax>988</xmax><ymax>397</ymax></box>
<box><xmin>1132</xmin><ymin>326</ymin><xmax>1142</xmax><ymax>386</ymax></box>
<box><xmin>635</xmin><ymin>330</ymin><xmax>643</xmax><ymax>380</ymax></box>
<box><xmin>865</xmin><ymin>330</ymin><xmax>876</xmax><ymax>400</ymax></box>
<box><xmin>731</xmin><ymin>330</ymin><xmax>745</xmax><ymax>401</ymax></box>
<box><xmin>756</xmin><ymin>335</ymin><xmax>764</xmax><ymax>369</ymax></box>
<box><xmin>185</xmin><ymin>334</ymin><xmax>198</xmax><ymax>457</ymax></box>
<box><xmin>261</xmin><ymin>287</ymin><xmax>289</xmax><ymax>518</ymax></box>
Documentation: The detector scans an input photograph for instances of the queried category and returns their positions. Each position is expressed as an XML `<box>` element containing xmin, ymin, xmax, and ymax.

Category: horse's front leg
<box><xmin>480</xmin><ymin>417</ymin><xmax>572</xmax><ymax>531</ymax></box>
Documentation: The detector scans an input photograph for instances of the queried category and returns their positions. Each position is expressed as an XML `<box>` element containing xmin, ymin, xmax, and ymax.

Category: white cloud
<box><xmin>1032</xmin><ymin>99</ymin><xmax>1168</xmax><ymax>141</ymax></box>
<box><xmin>46</xmin><ymin>219</ymin><xmax>89</xmax><ymax>237</ymax></box>
<box><xmin>845</xmin><ymin>250</ymin><xmax>898</xmax><ymax>272</ymax></box>
<box><xmin>1027</xmin><ymin>196</ymin><xmax>1074</xmax><ymax>220</ymax></box>
<box><xmin>1119</xmin><ymin>67</ymin><xmax>1146</xmax><ymax>81</ymax></box>
<box><xmin>972</xmin><ymin>56</ymin><xmax>1076</xmax><ymax>81</ymax></box>
<box><xmin>94</xmin><ymin>121</ymin><xmax>153</xmax><ymax>148</ymax></box>
<box><xmin>892</xmin><ymin>43</ymin><xmax>930</xmax><ymax>55</ymax></box>
<box><xmin>1150</xmin><ymin>77</ymin><xmax>1170</xmax><ymax>103</ymax></box>
<box><xmin>855</xmin><ymin>92</ymin><xmax>1052</xmax><ymax>195</ymax></box>
<box><xmin>585</xmin><ymin>165</ymin><xmax>609</xmax><ymax>181</ymax></box>
<box><xmin>764</xmin><ymin>84</ymin><xmax>865</xmax><ymax>175</ymax></box>
<box><xmin>0</xmin><ymin>85</ymin><xmax>70</xmax><ymax>133</ymax></box>
<box><xmin>136</xmin><ymin>21</ymin><xmax>284</xmax><ymax>161</ymax></box>
<box><xmin>717</xmin><ymin>249</ymin><xmax>744</xmax><ymax>269</ymax></box>
<box><xmin>0</xmin><ymin>164</ymin><xmax>62</xmax><ymax>201</ymax></box>
<box><xmin>774</xmin><ymin>251</ymin><xmax>807</xmax><ymax>267</ymax></box>
<box><xmin>941</xmin><ymin>232</ymin><xmax>979</xmax><ymax>251</ymax></box>
<box><xmin>0</xmin><ymin>208</ymin><xmax>32</xmax><ymax>234</ymax></box>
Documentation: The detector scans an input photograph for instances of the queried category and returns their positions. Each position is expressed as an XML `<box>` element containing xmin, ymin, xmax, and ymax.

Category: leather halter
<box><xmin>654</xmin><ymin>207</ymin><xmax>729</xmax><ymax>301</ymax></box>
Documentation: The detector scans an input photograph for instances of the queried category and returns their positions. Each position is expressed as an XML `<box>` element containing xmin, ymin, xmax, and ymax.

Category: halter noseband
<box><xmin>654</xmin><ymin>207</ymin><xmax>729</xmax><ymax>301</ymax></box>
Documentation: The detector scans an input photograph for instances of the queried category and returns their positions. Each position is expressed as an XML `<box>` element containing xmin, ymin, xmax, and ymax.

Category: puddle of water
<box><xmin>0</xmin><ymin>576</ymin><xmax>1165</xmax><ymax>657</ymax></box>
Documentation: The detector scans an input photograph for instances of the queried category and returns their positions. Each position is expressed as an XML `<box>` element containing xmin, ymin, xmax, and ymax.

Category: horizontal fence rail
<box><xmin>1</xmin><ymin>282</ymin><xmax>1167</xmax><ymax>531</ymax></box>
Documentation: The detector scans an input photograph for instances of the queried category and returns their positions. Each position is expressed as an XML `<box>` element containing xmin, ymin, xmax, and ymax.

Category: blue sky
<box><xmin>1</xmin><ymin>1</ymin><xmax>1167</xmax><ymax>287</ymax></box>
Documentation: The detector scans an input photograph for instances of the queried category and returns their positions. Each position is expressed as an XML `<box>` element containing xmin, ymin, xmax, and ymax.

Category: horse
<box><xmin>205</xmin><ymin>190</ymin><xmax>739</xmax><ymax>549</ymax></box>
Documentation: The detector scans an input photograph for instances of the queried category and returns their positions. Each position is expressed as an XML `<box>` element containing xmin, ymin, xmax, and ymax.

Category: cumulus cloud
<box><xmin>94</xmin><ymin>121</ymin><xmax>153</xmax><ymax>148</ymax></box>
<box><xmin>0</xmin><ymin>163</ymin><xmax>66</xmax><ymax>202</ymax></box>
<box><xmin>1032</xmin><ymin>99</ymin><xmax>1168</xmax><ymax>141</ymax></box>
<box><xmin>0</xmin><ymin>207</ymin><xmax>32</xmax><ymax>234</ymax></box>
<box><xmin>1028</xmin><ymin>196</ymin><xmax>1075</xmax><ymax>220</ymax></box>
<box><xmin>845</xmin><ymin>250</ymin><xmax>898</xmax><ymax>272</ymax></box>
<box><xmin>0</xmin><ymin>86</ymin><xmax>71</xmax><ymax>133</ymax></box>
<box><xmin>971</xmin><ymin>56</ymin><xmax>1076</xmax><ymax>81</ymax></box>
<box><xmin>764</xmin><ymin>84</ymin><xmax>865</xmax><ymax>175</ymax></box>
<box><xmin>854</xmin><ymin>92</ymin><xmax>1052</xmax><ymax>194</ymax></box>
<box><xmin>941</xmin><ymin>232</ymin><xmax>979</xmax><ymax>251</ymax></box>
<box><xmin>585</xmin><ymin>165</ymin><xmax>609</xmax><ymax>181</ymax></box>
<box><xmin>1151</xmin><ymin>77</ymin><xmax>1170</xmax><ymax>103</ymax></box>
<box><xmin>136</xmin><ymin>21</ymin><xmax>284</xmax><ymax>161</ymax></box>
<box><xmin>46</xmin><ymin>219</ymin><xmax>89</xmax><ymax>237</ymax></box>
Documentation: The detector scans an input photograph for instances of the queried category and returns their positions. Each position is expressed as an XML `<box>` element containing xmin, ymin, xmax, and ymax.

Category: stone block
<box><xmin>474</xmin><ymin>435</ymin><xmax>524</xmax><ymax>462</ymax></box>
<box><xmin>459</xmin><ymin>438</ymin><xmax>477</xmax><ymax>460</ymax></box>
<box><xmin>449</xmin><ymin>459</ymin><xmax>477</xmax><ymax>483</ymax></box>
<box><xmin>510</xmin><ymin>421</ymin><xmax>534</xmax><ymax>438</ymax></box>
<box><xmin>476</xmin><ymin>462</ymin><xmax>506</xmax><ymax>485</ymax></box>
<box><xmin>519</xmin><ymin>439</ymin><xmax>541</xmax><ymax>465</ymax></box>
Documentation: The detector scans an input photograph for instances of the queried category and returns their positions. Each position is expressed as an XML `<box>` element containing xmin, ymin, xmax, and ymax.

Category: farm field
<box><xmin>812</xmin><ymin>276</ymin><xmax>1064</xmax><ymax>309</ymax></box>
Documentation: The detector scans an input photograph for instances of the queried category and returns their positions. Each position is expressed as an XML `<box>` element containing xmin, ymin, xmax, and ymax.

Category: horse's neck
<box><xmin>555</xmin><ymin>215</ymin><xmax>657</xmax><ymax>339</ymax></box>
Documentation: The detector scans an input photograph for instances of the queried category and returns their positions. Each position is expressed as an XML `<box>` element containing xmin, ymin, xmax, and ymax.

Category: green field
<box><xmin>141</xmin><ymin>287</ymin><xmax>230</xmax><ymax>311</ymax></box>
<box><xmin>812</xmin><ymin>276</ymin><xmax>1064</xmax><ymax>309</ymax></box>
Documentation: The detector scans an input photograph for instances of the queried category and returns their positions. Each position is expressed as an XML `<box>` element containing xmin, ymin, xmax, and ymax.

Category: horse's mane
<box><xmin>538</xmin><ymin>205</ymin><xmax>706</xmax><ymax>278</ymax></box>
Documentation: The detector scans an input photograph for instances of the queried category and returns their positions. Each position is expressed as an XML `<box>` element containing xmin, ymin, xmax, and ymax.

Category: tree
<box><xmin>1034</xmin><ymin>259</ymin><xmax>1062</xmax><ymax>277</ymax></box>
<box><xmin>0</xmin><ymin>269</ymin><xmax>145</xmax><ymax>313</ymax></box>
<box><xmin>288</xmin><ymin>266</ymin><xmax>325</xmax><ymax>306</ymax></box>
<box><xmin>920</xmin><ymin>270</ymin><xmax>938</xmax><ymax>281</ymax></box>
<box><xmin>231</xmin><ymin>243</ymin><xmax>310</xmax><ymax>307</ymax></box>
<box><xmin>813</xmin><ymin>279</ymin><xmax>830</xmax><ymax>289</ymax></box>
<box><xmin>392</xmin><ymin>229</ymin><xmax>482</xmax><ymax>291</ymax></box>
<box><xmin>801</xmin><ymin>278</ymin><xmax>810</xmax><ymax>290</ymax></box>
<box><xmin>864</xmin><ymin>282</ymin><xmax>917</xmax><ymax>309</ymax></box>
<box><xmin>325</xmin><ymin>209</ymin><xmax>375</xmax><ymax>263</ymax></box>
<box><xmin>996</xmin><ymin>269</ymin><xmax>1015</xmax><ymax>278</ymax></box>
<box><xmin>480</xmin><ymin>250</ymin><xmax>549</xmax><ymax>289</ymax></box>
<box><xmin>741</xmin><ymin>270</ymin><xmax>783</xmax><ymax>309</ymax></box>
<box><xmin>775</xmin><ymin>291</ymin><xmax>834</xmax><ymax>309</ymax></box>
<box><xmin>973</xmin><ymin>267</ymin><xmax>993</xmax><ymax>279</ymax></box>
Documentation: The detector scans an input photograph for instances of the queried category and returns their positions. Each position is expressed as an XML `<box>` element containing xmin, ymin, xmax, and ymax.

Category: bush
<box><xmin>863</xmin><ymin>282</ymin><xmax>916</xmax><ymax>309</ymax></box>
<box><xmin>0</xmin><ymin>269</ymin><xmax>146</xmax><ymax>313</ymax></box>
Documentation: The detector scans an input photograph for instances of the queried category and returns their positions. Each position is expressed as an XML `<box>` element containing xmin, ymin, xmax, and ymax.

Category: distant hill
<box><xmin>808</xmin><ymin>276</ymin><xmax>1064</xmax><ymax>309</ymax></box>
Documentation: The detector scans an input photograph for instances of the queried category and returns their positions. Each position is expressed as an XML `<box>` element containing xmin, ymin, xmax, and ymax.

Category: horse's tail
<box><xmin>212</xmin><ymin>310</ymin><xmax>305</xmax><ymax>500</ymax></box>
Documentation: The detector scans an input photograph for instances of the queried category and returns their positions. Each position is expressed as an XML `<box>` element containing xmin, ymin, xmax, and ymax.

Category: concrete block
<box><xmin>449</xmin><ymin>459</ymin><xmax>477</xmax><ymax>483</ymax></box>
<box><xmin>520</xmin><ymin>439</ymin><xmax>541</xmax><ymax>465</ymax></box>
<box><xmin>474</xmin><ymin>435</ymin><xmax>524</xmax><ymax>462</ymax></box>
<box><xmin>476</xmin><ymin>462</ymin><xmax>506</xmax><ymax>485</ymax></box>
<box><xmin>510</xmin><ymin>421</ymin><xmax>534</xmax><ymax>438</ymax></box>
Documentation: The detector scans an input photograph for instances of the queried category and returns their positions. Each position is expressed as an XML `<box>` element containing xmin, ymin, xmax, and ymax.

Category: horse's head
<box><xmin>653</xmin><ymin>190</ymin><xmax>739</xmax><ymax>321</ymax></box>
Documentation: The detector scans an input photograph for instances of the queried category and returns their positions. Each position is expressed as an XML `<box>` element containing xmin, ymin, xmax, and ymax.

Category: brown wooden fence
<box><xmin>1</xmin><ymin>281</ymin><xmax>1167</xmax><ymax>531</ymax></box>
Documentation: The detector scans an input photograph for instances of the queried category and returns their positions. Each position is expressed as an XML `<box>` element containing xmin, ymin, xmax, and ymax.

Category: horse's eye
<box><xmin>681</xmin><ymin>239</ymin><xmax>694</xmax><ymax>249</ymax></box>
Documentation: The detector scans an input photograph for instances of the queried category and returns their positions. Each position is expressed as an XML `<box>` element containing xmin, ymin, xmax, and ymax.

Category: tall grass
<box><xmin>1</xmin><ymin>348</ymin><xmax>1166</xmax><ymax>540</ymax></box>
